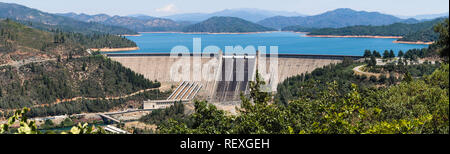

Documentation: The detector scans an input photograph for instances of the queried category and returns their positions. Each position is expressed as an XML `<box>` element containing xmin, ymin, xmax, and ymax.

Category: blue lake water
<box><xmin>114</xmin><ymin>32</ymin><xmax>428</xmax><ymax>56</ymax></box>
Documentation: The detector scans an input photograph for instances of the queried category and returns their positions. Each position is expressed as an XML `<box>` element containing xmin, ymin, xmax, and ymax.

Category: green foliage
<box><xmin>275</xmin><ymin>60</ymin><xmax>376</xmax><ymax>105</ymax></box>
<box><xmin>389</xmin><ymin>50</ymin><xmax>395</xmax><ymax>58</ymax></box>
<box><xmin>0</xmin><ymin>20</ymin><xmax>136</xmax><ymax>57</ymax></box>
<box><xmin>398</xmin><ymin>50</ymin><xmax>404</xmax><ymax>57</ymax></box>
<box><xmin>0</xmin><ymin>107</ymin><xmax>39</xmax><ymax>134</ymax></box>
<box><xmin>367</xmin><ymin>55</ymin><xmax>377</xmax><ymax>67</ymax></box>
<box><xmin>140</xmin><ymin>102</ymin><xmax>193</xmax><ymax>126</ymax></box>
<box><xmin>433</xmin><ymin>18</ymin><xmax>449</xmax><ymax>62</ymax></box>
<box><xmin>1</xmin><ymin>107</ymin><xmax>106</xmax><ymax>134</ymax></box>
<box><xmin>426</xmin><ymin>64</ymin><xmax>449</xmax><ymax>89</ymax></box>
<box><xmin>61</xmin><ymin>118</ymin><xmax>75</xmax><ymax>128</ymax></box>
<box><xmin>363</xmin><ymin>50</ymin><xmax>372</xmax><ymax>58</ymax></box>
<box><xmin>233</xmin><ymin>72</ymin><xmax>291</xmax><ymax>134</ymax></box>
<box><xmin>50</xmin><ymin>30</ymin><xmax>137</xmax><ymax>49</ymax></box>
<box><xmin>159</xmin><ymin>71</ymin><xmax>290</xmax><ymax>134</ymax></box>
<box><xmin>402</xmin><ymin>48</ymin><xmax>438</xmax><ymax>61</ymax></box>
<box><xmin>373</xmin><ymin>50</ymin><xmax>382</xmax><ymax>58</ymax></box>
<box><xmin>0</xmin><ymin>55</ymin><xmax>163</xmax><ymax>117</ymax></box>
<box><xmin>182</xmin><ymin>17</ymin><xmax>275</xmax><ymax>33</ymax></box>
<box><xmin>365</xmin><ymin>115</ymin><xmax>433</xmax><ymax>134</ymax></box>
<box><xmin>383</xmin><ymin>50</ymin><xmax>390</xmax><ymax>59</ymax></box>
<box><xmin>400</xmin><ymin>28</ymin><xmax>438</xmax><ymax>42</ymax></box>
<box><xmin>158</xmin><ymin>100</ymin><xmax>234</xmax><ymax>134</ymax></box>
<box><xmin>62</xmin><ymin>123</ymin><xmax>106</xmax><ymax>134</ymax></box>
<box><xmin>367</xmin><ymin>63</ymin><xmax>440</xmax><ymax>78</ymax></box>
<box><xmin>40</xmin><ymin>119</ymin><xmax>55</xmax><ymax>129</ymax></box>
<box><xmin>158</xmin><ymin>62</ymin><xmax>449</xmax><ymax>134</ymax></box>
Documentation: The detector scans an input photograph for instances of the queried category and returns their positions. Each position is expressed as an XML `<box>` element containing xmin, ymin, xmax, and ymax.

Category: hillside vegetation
<box><xmin>0</xmin><ymin>55</ymin><xmax>162</xmax><ymax>117</ymax></box>
<box><xmin>157</xmin><ymin>64</ymin><xmax>448</xmax><ymax>134</ymax></box>
<box><xmin>182</xmin><ymin>16</ymin><xmax>275</xmax><ymax>33</ymax></box>
<box><xmin>58</xmin><ymin>13</ymin><xmax>187</xmax><ymax>32</ymax></box>
<box><xmin>0</xmin><ymin>18</ymin><xmax>160</xmax><ymax>119</ymax></box>
<box><xmin>306</xmin><ymin>18</ymin><xmax>446</xmax><ymax>42</ymax></box>
<box><xmin>0</xmin><ymin>19</ymin><xmax>136</xmax><ymax>64</ymax></box>
<box><xmin>258</xmin><ymin>8</ymin><xmax>419</xmax><ymax>29</ymax></box>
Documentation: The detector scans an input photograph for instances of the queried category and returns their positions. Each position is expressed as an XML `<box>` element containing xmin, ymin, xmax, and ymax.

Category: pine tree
<box><xmin>383</xmin><ymin>50</ymin><xmax>390</xmax><ymax>59</ymax></box>
<box><xmin>373</xmin><ymin>50</ymin><xmax>381</xmax><ymax>58</ymax></box>
<box><xmin>398</xmin><ymin>50</ymin><xmax>404</xmax><ymax>58</ymax></box>
<box><xmin>389</xmin><ymin>50</ymin><xmax>395</xmax><ymax>58</ymax></box>
<box><xmin>368</xmin><ymin>55</ymin><xmax>377</xmax><ymax>66</ymax></box>
<box><xmin>363</xmin><ymin>50</ymin><xmax>372</xmax><ymax>58</ymax></box>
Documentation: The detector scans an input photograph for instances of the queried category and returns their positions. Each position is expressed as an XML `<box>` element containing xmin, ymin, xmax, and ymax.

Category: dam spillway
<box><xmin>107</xmin><ymin>53</ymin><xmax>362</xmax><ymax>102</ymax></box>
<box><xmin>213</xmin><ymin>55</ymin><xmax>256</xmax><ymax>102</ymax></box>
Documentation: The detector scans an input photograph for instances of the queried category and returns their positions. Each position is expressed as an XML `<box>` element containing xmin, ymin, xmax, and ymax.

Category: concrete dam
<box><xmin>107</xmin><ymin>53</ymin><xmax>361</xmax><ymax>102</ymax></box>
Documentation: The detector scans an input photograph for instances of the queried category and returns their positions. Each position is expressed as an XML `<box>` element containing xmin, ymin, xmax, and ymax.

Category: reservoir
<box><xmin>113</xmin><ymin>32</ymin><xmax>428</xmax><ymax>56</ymax></box>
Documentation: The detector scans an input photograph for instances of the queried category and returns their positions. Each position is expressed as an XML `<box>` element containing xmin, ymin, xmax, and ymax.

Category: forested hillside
<box><xmin>164</xmin><ymin>8</ymin><xmax>304</xmax><ymax>23</ymax></box>
<box><xmin>182</xmin><ymin>17</ymin><xmax>275</xmax><ymax>33</ymax></box>
<box><xmin>306</xmin><ymin>18</ymin><xmax>446</xmax><ymax>42</ymax></box>
<box><xmin>0</xmin><ymin>55</ymin><xmax>163</xmax><ymax>118</ymax></box>
<box><xmin>156</xmin><ymin>64</ymin><xmax>448</xmax><ymax>134</ymax></box>
<box><xmin>0</xmin><ymin>19</ymin><xmax>136</xmax><ymax>64</ymax></box>
<box><xmin>0</xmin><ymin>17</ymin><xmax>159</xmax><ymax>119</ymax></box>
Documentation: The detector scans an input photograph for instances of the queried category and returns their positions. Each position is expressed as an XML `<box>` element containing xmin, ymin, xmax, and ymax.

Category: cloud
<box><xmin>156</xmin><ymin>4</ymin><xmax>178</xmax><ymax>13</ymax></box>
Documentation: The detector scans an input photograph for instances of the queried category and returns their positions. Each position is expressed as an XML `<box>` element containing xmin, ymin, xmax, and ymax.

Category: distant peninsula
<box><xmin>299</xmin><ymin>18</ymin><xmax>447</xmax><ymax>43</ymax></box>
<box><xmin>182</xmin><ymin>16</ymin><xmax>276</xmax><ymax>33</ymax></box>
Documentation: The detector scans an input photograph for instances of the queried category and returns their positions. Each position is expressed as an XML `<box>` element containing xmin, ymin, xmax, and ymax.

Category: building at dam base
<box><xmin>107</xmin><ymin>53</ymin><xmax>361</xmax><ymax>102</ymax></box>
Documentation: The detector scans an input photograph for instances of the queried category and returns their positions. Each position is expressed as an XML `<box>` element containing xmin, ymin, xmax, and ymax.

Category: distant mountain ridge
<box><xmin>58</xmin><ymin>13</ymin><xmax>186</xmax><ymax>32</ymax></box>
<box><xmin>164</xmin><ymin>8</ymin><xmax>305</xmax><ymax>23</ymax></box>
<box><xmin>0</xmin><ymin>2</ymin><xmax>137</xmax><ymax>35</ymax></box>
<box><xmin>1</xmin><ymin>2</ymin><xmax>445</xmax><ymax>35</ymax></box>
<box><xmin>258</xmin><ymin>8</ymin><xmax>420</xmax><ymax>29</ymax></box>
<box><xmin>182</xmin><ymin>16</ymin><xmax>275</xmax><ymax>33</ymax></box>
<box><xmin>0</xmin><ymin>19</ymin><xmax>84</xmax><ymax>64</ymax></box>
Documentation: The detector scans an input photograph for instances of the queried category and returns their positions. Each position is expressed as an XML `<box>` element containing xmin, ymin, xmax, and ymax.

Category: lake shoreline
<box><xmin>393</xmin><ymin>40</ymin><xmax>434</xmax><ymax>45</ymax></box>
<box><xmin>138</xmin><ymin>31</ymin><xmax>279</xmax><ymax>34</ymax></box>
<box><xmin>304</xmin><ymin>35</ymin><xmax>403</xmax><ymax>39</ymax></box>
<box><xmin>91</xmin><ymin>47</ymin><xmax>140</xmax><ymax>52</ymax></box>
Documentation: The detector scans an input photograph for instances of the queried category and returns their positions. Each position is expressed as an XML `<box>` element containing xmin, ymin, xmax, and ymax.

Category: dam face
<box><xmin>107</xmin><ymin>53</ymin><xmax>361</xmax><ymax>102</ymax></box>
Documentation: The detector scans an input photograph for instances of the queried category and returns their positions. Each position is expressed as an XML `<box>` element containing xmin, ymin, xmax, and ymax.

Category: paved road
<box><xmin>353</xmin><ymin>65</ymin><xmax>381</xmax><ymax>77</ymax></box>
